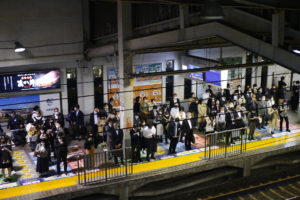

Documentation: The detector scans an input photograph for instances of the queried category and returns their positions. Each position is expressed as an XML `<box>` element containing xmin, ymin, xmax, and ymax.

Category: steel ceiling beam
<box><xmin>130</xmin><ymin>61</ymin><xmax>273</xmax><ymax>78</ymax></box>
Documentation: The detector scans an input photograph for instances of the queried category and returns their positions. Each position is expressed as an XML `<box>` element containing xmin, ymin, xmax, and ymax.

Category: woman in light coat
<box><xmin>198</xmin><ymin>99</ymin><xmax>207</xmax><ymax>130</ymax></box>
<box><xmin>269</xmin><ymin>105</ymin><xmax>279</xmax><ymax>135</ymax></box>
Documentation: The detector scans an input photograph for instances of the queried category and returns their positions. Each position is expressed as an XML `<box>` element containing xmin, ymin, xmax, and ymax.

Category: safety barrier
<box><xmin>204</xmin><ymin>127</ymin><xmax>248</xmax><ymax>160</ymax></box>
<box><xmin>77</xmin><ymin>147</ymin><xmax>133</xmax><ymax>185</ymax></box>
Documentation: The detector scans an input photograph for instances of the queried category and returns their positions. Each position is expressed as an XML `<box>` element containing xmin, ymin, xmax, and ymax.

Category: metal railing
<box><xmin>77</xmin><ymin>147</ymin><xmax>133</xmax><ymax>185</ymax></box>
<box><xmin>204</xmin><ymin>127</ymin><xmax>248</xmax><ymax>160</ymax></box>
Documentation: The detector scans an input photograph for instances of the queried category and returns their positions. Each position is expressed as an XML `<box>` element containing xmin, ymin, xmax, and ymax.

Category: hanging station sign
<box><xmin>0</xmin><ymin>70</ymin><xmax>60</xmax><ymax>93</ymax></box>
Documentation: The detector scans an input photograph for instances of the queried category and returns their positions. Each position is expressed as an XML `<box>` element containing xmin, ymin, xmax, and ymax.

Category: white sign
<box><xmin>39</xmin><ymin>93</ymin><xmax>61</xmax><ymax>116</ymax></box>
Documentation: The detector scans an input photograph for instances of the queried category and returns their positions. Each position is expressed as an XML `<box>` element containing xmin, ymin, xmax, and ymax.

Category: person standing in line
<box><xmin>89</xmin><ymin>107</ymin><xmax>100</xmax><ymax>135</ymax></box>
<box><xmin>258</xmin><ymin>96</ymin><xmax>267</xmax><ymax>129</ymax></box>
<box><xmin>130</xmin><ymin>125</ymin><xmax>142</xmax><ymax>162</ymax></box>
<box><xmin>108</xmin><ymin>98</ymin><xmax>114</xmax><ymax>112</ymax></box>
<box><xmin>133</xmin><ymin>96</ymin><xmax>141</xmax><ymax>115</ymax></box>
<box><xmin>74</xmin><ymin>105</ymin><xmax>84</xmax><ymax>140</ymax></box>
<box><xmin>52</xmin><ymin>107</ymin><xmax>64</xmax><ymax>128</ymax></box>
<box><xmin>35</xmin><ymin>139</ymin><xmax>50</xmax><ymax>178</ymax></box>
<box><xmin>183</xmin><ymin>112</ymin><xmax>194</xmax><ymax>151</ymax></box>
<box><xmin>170</xmin><ymin>93</ymin><xmax>181</xmax><ymax>109</ymax></box>
<box><xmin>268</xmin><ymin>105</ymin><xmax>278</xmax><ymax>135</ymax></box>
<box><xmin>140</xmin><ymin>97</ymin><xmax>150</xmax><ymax>121</ymax></box>
<box><xmin>291</xmin><ymin>81</ymin><xmax>300</xmax><ymax>111</ymax></box>
<box><xmin>189</xmin><ymin>97</ymin><xmax>198</xmax><ymax>127</ymax></box>
<box><xmin>142</xmin><ymin>122</ymin><xmax>156</xmax><ymax>161</ymax></box>
<box><xmin>170</xmin><ymin>102</ymin><xmax>180</xmax><ymax>119</ymax></box>
<box><xmin>54</xmin><ymin>132</ymin><xmax>68</xmax><ymax>176</ymax></box>
<box><xmin>162</xmin><ymin>111</ymin><xmax>171</xmax><ymax>144</ymax></box>
<box><xmin>198</xmin><ymin>99</ymin><xmax>207</xmax><ymax>131</ymax></box>
<box><xmin>111</xmin><ymin>122</ymin><xmax>124</xmax><ymax>165</ymax></box>
<box><xmin>248</xmin><ymin>108</ymin><xmax>258</xmax><ymax>141</ymax></box>
<box><xmin>279</xmin><ymin>100</ymin><xmax>290</xmax><ymax>132</ymax></box>
<box><xmin>216</xmin><ymin>107</ymin><xmax>226</xmax><ymax>132</ymax></box>
<box><xmin>0</xmin><ymin>137</ymin><xmax>13</xmax><ymax>181</ymax></box>
<box><xmin>168</xmin><ymin>118</ymin><xmax>181</xmax><ymax>154</ymax></box>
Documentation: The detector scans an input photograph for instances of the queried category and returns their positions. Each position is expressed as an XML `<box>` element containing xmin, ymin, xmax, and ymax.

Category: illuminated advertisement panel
<box><xmin>0</xmin><ymin>70</ymin><xmax>60</xmax><ymax>93</ymax></box>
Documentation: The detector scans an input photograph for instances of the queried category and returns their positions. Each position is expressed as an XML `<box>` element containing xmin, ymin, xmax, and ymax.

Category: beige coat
<box><xmin>269</xmin><ymin>108</ymin><xmax>279</xmax><ymax>130</ymax></box>
<box><xmin>198</xmin><ymin>104</ymin><xmax>207</xmax><ymax>123</ymax></box>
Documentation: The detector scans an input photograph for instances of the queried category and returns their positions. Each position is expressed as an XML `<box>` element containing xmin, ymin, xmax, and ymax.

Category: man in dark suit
<box><xmin>54</xmin><ymin>132</ymin><xmax>68</xmax><ymax>176</ymax></box>
<box><xmin>111</xmin><ymin>122</ymin><xmax>124</xmax><ymax>164</ymax></box>
<box><xmin>225</xmin><ymin>108</ymin><xmax>236</xmax><ymax>145</ymax></box>
<box><xmin>183</xmin><ymin>112</ymin><xmax>194</xmax><ymax>150</ymax></box>
<box><xmin>150</xmin><ymin>105</ymin><xmax>158</xmax><ymax>120</ymax></box>
<box><xmin>167</xmin><ymin>118</ymin><xmax>181</xmax><ymax>154</ymax></box>
<box><xmin>52</xmin><ymin>107</ymin><xmax>64</xmax><ymax>128</ymax></box>
<box><xmin>170</xmin><ymin>93</ymin><xmax>180</xmax><ymax>109</ymax></box>
<box><xmin>130</xmin><ymin>125</ymin><xmax>142</xmax><ymax>162</ymax></box>
<box><xmin>74</xmin><ymin>105</ymin><xmax>84</xmax><ymax>140</ymax></box>
<box><xmin>89</xmin><ymin>107</ymin><xmax>100</xmax><ymax>135</ymax></box>
<box><xmin>108</xmin><ymin>98</ymin><xmax>114</xmax><ymax>112</ymax></box>
<box><xmin>7</xmin><ymin>111</ymin><xmax>24</xmax><ymax>130</ymax></box>
<box><xmin>224</xmin><ymin>83</ymin><xmax>231</xmax><ymax>100</ymax></box>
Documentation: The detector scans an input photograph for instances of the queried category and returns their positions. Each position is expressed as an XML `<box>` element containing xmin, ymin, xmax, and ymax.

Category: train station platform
<box><xmin>0</xmin><ymin>123</ymin><xmax>299</xmax><ymax>200</ymax></box>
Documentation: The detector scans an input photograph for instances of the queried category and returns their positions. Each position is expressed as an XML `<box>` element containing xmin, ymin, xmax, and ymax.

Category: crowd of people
<box><xmin>0</xmin><ymin>76</ymin><xmax>298</xmax><ymax>181</ymax></box>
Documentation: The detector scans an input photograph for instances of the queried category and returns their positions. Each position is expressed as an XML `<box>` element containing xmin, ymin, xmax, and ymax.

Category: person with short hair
<box><xmin>74</xmin><ymin>105</ymin><xmax>84</xmax><ymax>140</ymax></box>
<box><xmin>130</xmin><ymin>125</ymin><xmax>142</xmax><ymax>162</ymax></box>
<box><xmin>111</xmin><ymin>122</ymin><xmax>124</xmax><ymax>165</ymax></box>
<box><xmin>52</xmin><ymin>107</ymin><xmax>64</xmax><ymax>128</ymax></box>
<box><xmin>0</xmin><ymin>137</ymin><xmax>13</xmax><ymax>181</ymax></box>
<box><xmin>35</xmin><ymin>139</ymin><xmax>50</xmax><ymax>177</ymax></box>
<box><xmin>168</xmin><ymin>118</ymin><xmax>181</xmax><ymax>154</ymax></box>
<box><xmin>170</xmin><ymin>93</ymin><xmax>180</xmax><ymax>109</ymax></box>
<box><xmin>54</xmin><ymin>132</ymin><xmax>68</xmax><ymax>176</ymax></box>
<box><xmin>182</xmin><ymin>112</ymin><xmax>194</xmax><ymax>150</ymax></box>
<box><xmin>140</xmin><ymin>97</ymin><xmax>150</xmax><ymax>121</ymax></box>
<box><xmin>279</xmin><ymin>100</ymin><xmax>290</xmax><ymax>132</ymax></box>
<box><xmin>248</xmin><ymin>109</ymin><xmax>258</xmax><ymax>140</ymax></box>
<box><xmin>142</xmin><ymin>122</ymin><xmax>156</xmax><ymax>161</ymax></box>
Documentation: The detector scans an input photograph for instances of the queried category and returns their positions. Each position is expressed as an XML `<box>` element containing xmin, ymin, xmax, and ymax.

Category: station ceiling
<box><xmin>95</xmin><ymin>0</ymin><xmax>300</xmax><ymax>10</ymax></box>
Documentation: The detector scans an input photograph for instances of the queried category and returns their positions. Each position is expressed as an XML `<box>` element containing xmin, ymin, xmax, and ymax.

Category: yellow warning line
<box><xmin>0</xmin><ymin>132</ymin><xmax>299</xmax><ymax>199</ymax></box>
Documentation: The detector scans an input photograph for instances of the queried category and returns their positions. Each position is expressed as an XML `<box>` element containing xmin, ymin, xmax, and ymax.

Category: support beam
<box><xmin>272</xmin><ymin>9</ymin><xmax>285</xmax><ymax>47</ymax></box>
<box><xmin>179</xmin><ymin>4</ymin><xmax>189</xmax><ymax>29</ymax></box>
<box><xmin>89</xmin><ymin>22</ymin><xmax>300</xmax><ymax>73</ymax></box>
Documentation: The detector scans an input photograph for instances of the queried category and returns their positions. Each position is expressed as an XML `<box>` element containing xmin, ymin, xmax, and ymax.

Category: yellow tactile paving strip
<box><xmin>0</xmin><ymin>132</ymin><xmax>299</xmax><ymax>199</ymax></box>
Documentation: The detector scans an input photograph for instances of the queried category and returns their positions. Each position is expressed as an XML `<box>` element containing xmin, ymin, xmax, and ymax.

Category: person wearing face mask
<box><xmin>130</xmin><ymin>125</ymin><xmax>142</xmax><ymax>162</ymax></box>
<box><xmin>238</xmin><ymin>95</ymin><xmax>246</xmax><ymax>105</ymax></box>
<box><xmin>90</xmin><ymin>107</ymin><xmax>100</xmax><ymax>135</ymax></box>
<box><xmin>234</xmin><ymin>85</ymin><xmax>243</xmax><ymax>98</ymax></box>
<box><xmin>134</xmin><ymin>114</ymin><xmax>141</xmax><ymax>126</ymax></box>
<box><xmin>219</xmin><ymin>95</ymin><xmax>226</xmax><ymax>107</ymax></box>
<box><xmin>170</xmin><ymin>103</ymin><xmax>180</xmax><ymax>119</ymax></box>
<box><xmin>150</xmin><ymin>105</ymin><xmax>158</xmax><ymax>120</ymax></box>
<box><xmin>168</xmin><ymin>118</ymin><xmax>181</xmax><ymax>154</ymax></box>
<box><xmin>154</xmin><ymin>110</ymin><xmax>164</xmax><ymax>142</ymax></box>
<box><xmin>73</xmin><ymin>105</ymin><xmax>84</xmax><ymax>140</ymax></box>
<box><xmin>216</xmin><ymin>107</ymin><xmax>226</xmax><ymax>132</ymax></box>
<box><xmin>258</xmin><ymin>96</ymin><xmax>268</xmax><ymax>129</ymax></box>
<box><xmin>35</xmin><ymin>139</ymin><xmax>50</xmax><ymax>177</ymax></box>
<box><xmin>52</xmin><ymin>108</ymin><xmax>64</xmax><ymax>128</ymax></box>
<box><xmin>270</xmin><ymin>84</ymin><xmax>278</xmax><ymax>104</ymax></box>
<box><xmin>245</xmin><ymin>88</ymin><xmax>253</xmax><ymax>108</ymax></box>
<box><xmin>256</xmin><ymin>88</ymin><xmax>263</xmax><ymax>101</ymax></box>
<box><xmin>84</xmin><ymin>128</ymin><xmax>96</xmax><ymax>167</ymax></box>
<box><xmin>202</xmin><ymin>89</ymin><xmax>210</xmax><ymax>104</ymax></box>
<box><xmin>279</xmin><ymin>100</ymin><xmax>290</xmax><ymax>132</ymax></box>
<box><xmin>140</xmin><ymin>97</ymin><xmax>150</xmax><ymax>121</ymax></box>
<box><xmin>189</xmin><ymin>97</ymin><xmax>198</xmax><ymax>127</ymax></box>
<box><xmin>142</xmin><ymin>121</ymin><xmax>157</xmax><ymax>161</ymax></box>
<box><xmin>162</xmin><ymin>111</ymin><xmax>171</xmax><ymax>144</ymax></box>
<box><xmin>0</xmin><ymin>137</ymin><xmax>13</xmax><ymax>181</ymax></box>
<box><xmin>268</xmin><ymin>105</ymin><xmax>278</xmax><ymax>135</ymax></box>
<box><xmin>54</xmin><ymin>132</ymin><xmax>68</xmax><ymax>176</ymax></box>
<box><xmin>248</xmin><ymin>108</ymin><xmax>258</xmax><ymax>140</ymax></box>
<box><xmin>111</xmin><ymin>122</ymin><xmax>124</xmax><ymax>165</ymax></box>
<box><xmin>198</xmin><ymin>99</ymin><xmax>207</xmax><ymax>131</ymax></box>
<box><xmin>96</xmin><ymin>117</ymin><xmax>106</xmax><ymax>148</ymax></box>
<box><xmin>234</xmin><ymin>105</ymin><xmax>245</xmax><ymax>138</ymax></box>
<box><xmin>170</xmin><ymin>93</ymin><xmax>180</xmax><ymax>109</ymax></box>
<box><xmin>183</xmin><ymin>112</ymin><xmax>195</xmax><ymax>150</ymax></box>
<box><xmin>99</xmin><ymin>104</ymin><xmax>109</xmax><ymax>119</ymax></box>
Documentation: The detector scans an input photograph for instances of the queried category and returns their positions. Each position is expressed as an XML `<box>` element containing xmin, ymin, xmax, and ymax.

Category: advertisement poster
<box><xmin>134</xmin><ymin>63</ymin><xmax>162</xmax><ymax>103</ymax></box>
<box><xmin>0</xmin><ymin>70</ymin><xmax>60</xmax><ymax>93</ymax></box>
<box><xmin>223</xmin><ymin>57</ymin><xmax>243</xmax><ymax>89</ymax></box>
<box><xmin>107</xmin><ymin>68</ymin><xmax>120</xmax><ymax>107</ymax></box>
<box><xmin>0</xmin><ymin>93</ymin><xmax>61</xmax><ymax>122</ymax></box>
<box><xmin>188</xmin><ymin>64</ymin><xmax>203</xmax><ymax>81</ymax></box>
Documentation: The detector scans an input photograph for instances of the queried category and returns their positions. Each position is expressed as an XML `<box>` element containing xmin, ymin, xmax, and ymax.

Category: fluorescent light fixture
<box><xmin>14</xmin><ymin>42</ymin><xmax>26</xmax><ymax>53</ymax></box>
<box><xmin>182</xmin><ymin>65</ymin><xmax>188</xmax><ymax>70</ymax></box>
<box><xmin>293</xmin><ymin>49</ymin><xmax>300</xmax><ymax>54</ymax></box>
<box><xmin>201</xmin><ymin>0</ymin><xmax>224</xmax><ymax>20</ymax></box>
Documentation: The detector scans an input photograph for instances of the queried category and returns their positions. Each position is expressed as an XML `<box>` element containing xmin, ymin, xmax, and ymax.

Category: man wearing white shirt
<box><xmin>170</xmin><ymin>103</ymin><xmax>179</xmax><ymax>118</ymax></box>
<box><xmin>143</xmin><ymin>123</ymin><xmax>156</xmax><ymax>161</ymax></box>
<box><xmin>202</xmin><ymin>89</ymin><xmax>210</xmax><ymax>104</ymax></box>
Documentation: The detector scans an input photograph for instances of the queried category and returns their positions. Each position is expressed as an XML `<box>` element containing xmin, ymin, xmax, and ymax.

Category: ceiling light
<box><xmin>14</xmin><ymin>42</ymin><xmax>26</xmax><ymax>53</ymax></box>
<box><xmin>293</xmin><ymin>49</ymin><xmax>300</xmax><ymax>54</ymax></box>
<box><xmin>201</xmin><ymin>0</ymin><xmax>224</xmax><ymax>20</ymax></box>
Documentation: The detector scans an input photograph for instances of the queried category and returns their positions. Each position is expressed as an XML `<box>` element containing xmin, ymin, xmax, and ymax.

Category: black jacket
<box><xmin>90</xmin><ymin>112</ymin><xmax>100</xmax><ymax>126</ymax></box>
<box><xmin>167</xmin><ymin>122</ymin><xmax>181</xmax><ymax>138</ymax></box>
<box><xmin>170</xmin><ymin>98</ymin><xmax>180</xmax><ymax>109</ymax></box>
<box><xmin>54</xmin><ymin>137</ymin><xmax>68</xmax><ymax>152</ymax></box>
<box><xmin>111</xmin><ymin>128</ymin><xmax>123</xmax><ymax>148</ymax></box>
<box><xmin>74</xmin><ymin>110</ymin><xmax>84</xmax><ymax>126</ymax></box>
<box><xmin>130</xmin><ymin>128</ymin><xmax>142</xmax><ymax>146</ymax></box>
<box><xmin>52</xmin><ymin>112</ymin><xmax>64</xmax><ymax>127</ymax></box>
<box><xmin>182</xmin><ymin>119</ymin><xmax>193</xmax><ymax>138</ymax></box>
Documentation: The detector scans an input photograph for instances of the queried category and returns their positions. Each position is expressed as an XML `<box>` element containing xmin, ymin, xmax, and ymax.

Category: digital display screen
<box><xmin>0</xmin><ymin>70</ymin><xmax>60</xmax><ymax>93</ymax></box>
<box><xmin>188</xmin><ymin>64</ymin><xmax>203</xmax><ymax>80</ymax></box>
<box><xmin>206</xmin><ymin>70</ymin><xmax>221</xmax><ymax>86</ymax></box>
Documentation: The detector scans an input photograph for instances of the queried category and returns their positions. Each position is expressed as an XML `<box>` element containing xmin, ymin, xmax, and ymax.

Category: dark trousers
<box><xmin>92</xmin><ymin>125</ymin><xmax>98</xmax><ymax>135</ymax></box>
<box><xmin>280</xmin><ymin>116</ymin><xmax>289</xmax><ymax>131</ymax></box>
<box><xmin>113</xmin><ymin>148</ymin><xmax>124</xmax><ymax>164</ymax></box>
<box><xmin>74</xmin><ymin>125</ymin><xmax>83</xmax><ymax>139</ymax></box>
<box><xmin>169</xmin><ymin>136</ymin><xmax>178</xmax><ymax>154</ymax></box>
<box><xmin>185</xmin><ymin>133</ymin><xmax>193</xmax><ymax>150</ymax></box>
<box><xmin>248</xmin><ymin>124</ymin><xmax>256</xmax><ymax>139</ymax></box>
<box><xmin>132</xmin><ymin>144</ymin><xmax>141</xmax><ymax>162</ymax></box>
<box><xmin>56</xmin><ymin>150</ymin><xmax>67</xmax><ymax>174</ymax></box>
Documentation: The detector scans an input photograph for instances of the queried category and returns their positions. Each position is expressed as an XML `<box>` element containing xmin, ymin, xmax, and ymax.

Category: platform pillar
<box><xmin>243</xmin><ymin>161</ymin><xmax>251</xmax><ymax>177</ymax></box>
